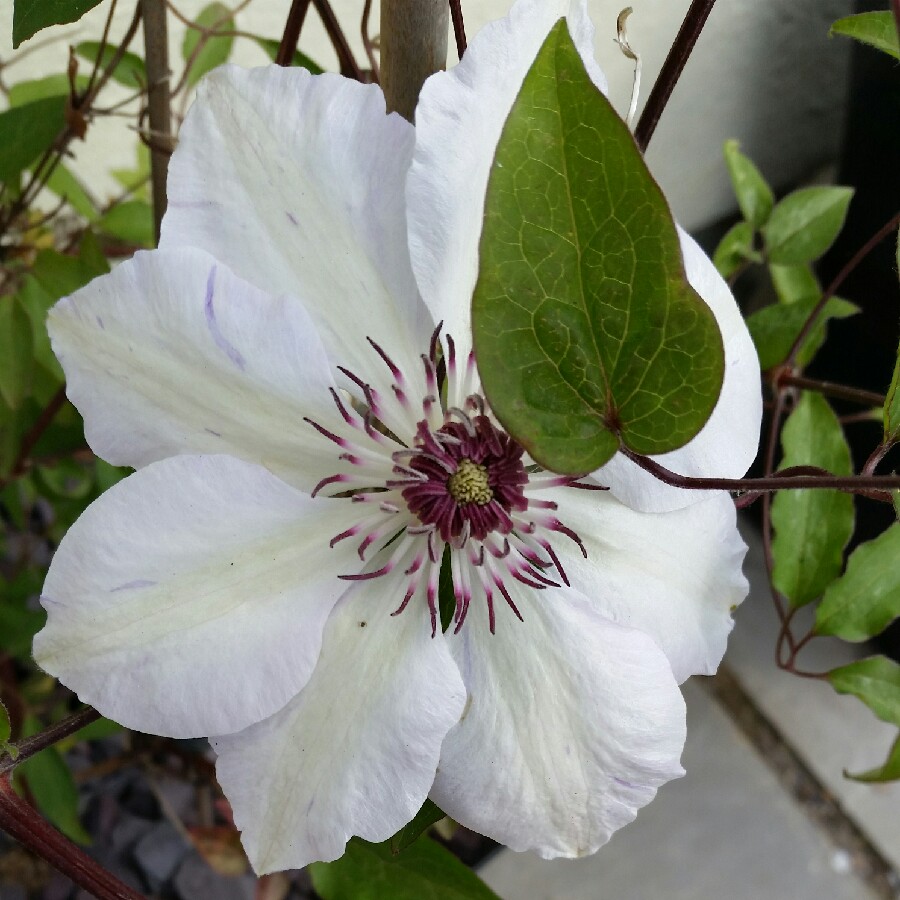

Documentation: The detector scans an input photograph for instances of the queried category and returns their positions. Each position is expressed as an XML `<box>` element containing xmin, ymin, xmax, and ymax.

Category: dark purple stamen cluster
<box><xmin>399</xmin><ymin>414</ymin><xmax>528</xmax><ymax>544</ymax></box>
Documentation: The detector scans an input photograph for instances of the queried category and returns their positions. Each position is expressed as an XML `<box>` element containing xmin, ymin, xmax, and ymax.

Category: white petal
<box><xmin>161</xmin><ymin>65</ymin><xmax>432</xmax><ymax>383</ymax></box>
<box><xmin>408</xmin><ymin>0</ymin><xmax>603</xmax><ymax>342</ymax></box>
<box><xmin>552</xmin><ymin>486</ymin><xmax>748</xmax><ymax>682</ymax></box>
<box><xmin>212</xmin><ymin>572</ymin><xmax>466</xmax><ymax>874</ymax></box>
<box><xmin>431</xmin><ymin>587</ymin><xmax>685</xmax><ymax>858</ymax></box>
<box><xmin>594</xmin><ymin>229</ymin><xmax>762</xmax><ymax>512</ymax></box>
<box><xmin>50</xmin><ymin>248</ymin><xmax>341</xmax><ymax>491</ymax></box>
<box><xmin>34</xmin><ymin>454</ymin><xmax>362</xmax><ymax>739</ymax></box>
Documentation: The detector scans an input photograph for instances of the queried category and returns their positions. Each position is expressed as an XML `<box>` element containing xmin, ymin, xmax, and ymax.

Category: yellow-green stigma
<box><xmin>447</xmin><ymin>458</ymin><xmax>493</xmax><ymax>505</ymax></box>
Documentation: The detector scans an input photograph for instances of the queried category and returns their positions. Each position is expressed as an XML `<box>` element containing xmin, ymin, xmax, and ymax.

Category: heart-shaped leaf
<box><xmin>473</xmin><ymin>19</ymin><xmax>724</xmax><ymax>474</ymax></box>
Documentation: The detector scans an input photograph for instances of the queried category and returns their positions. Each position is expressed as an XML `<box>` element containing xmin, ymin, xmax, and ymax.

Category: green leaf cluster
<box><xmin>715</xmin><ymin>141</ymin><xmax>857</xmax><ymax>374</ymax></box>
<box><xmin>473</xmin><ymin>20</ymin><xmax>724</xmax><ymax>474</ymax></box>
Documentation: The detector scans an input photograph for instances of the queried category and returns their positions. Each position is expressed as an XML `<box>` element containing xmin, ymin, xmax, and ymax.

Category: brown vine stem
<box><xmin>620</xmin><ymin>447</ymin><xmax>900</xmax><ymax>495</ymax></box>
<box><xmin>314</xmin><ymin>0</ymin><xmax>364</xmax><ymax>80</ymax></box>
<box><xmin>0</xmin><ymin>707</ymin><xmax>100</xmax><ymax>776</ymax></box>
<box><xmin>776</xmin><ymin>373</ymin><xmax>885</xmax><ymax>408</ymax></box>
<box><xmin>785</xmin><ymin>208</ymin><xmax>900</xmax><ymax>367</ymax></box>
<box><xmin>0</xmin><ymin>385</ymin><xmax>68</xmax><ymax>490</ymax></box>
<box><xmin>892</xmin><ymin>0</ymin><xmax>900</xmax><ymax>49</ymax></box>
<box><xmin>0</xmin><ymin>3</ymin><xmax>143</xmax><ymax>240</ymax></box>
<box><xmin>0</xmin><ymin>773</ymin><xmax>143</xmax><ymax>900</ymax></box>
<box><xmin>276</xmin><ymin>0</ymin><xmax>312</xmax><ymax>66</ymax></box>
<box><xmin>633</xmin><ymin>0</ymin><xmax>717</xmax><ymax>152</ymax></box>
<box><xmin>450</xmin><ymin>0</ymin><xmax>467</xmax><ymax>59</ymax></box>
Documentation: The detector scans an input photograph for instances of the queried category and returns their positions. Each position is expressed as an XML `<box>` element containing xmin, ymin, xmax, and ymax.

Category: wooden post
<box><xmin>380</xmin><ymin>0</ymin><xmax>449</xmax><ymax>122</ymax></box>
<box><xmin>142</xmin><ymin>0</ymin><xmax>173</xmax><ymax>244</ymax></box>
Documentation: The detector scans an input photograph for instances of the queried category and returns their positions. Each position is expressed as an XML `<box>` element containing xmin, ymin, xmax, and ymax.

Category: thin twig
<box><xmin>314</xmin><ymin>0</ymin><xmax>364</xmax><ymax>80</ymax></box>
<box><xmin>776</xmin><ymin>373</ymin><xmax>885</xmax><ymax>408</ymax></box>
<box><xmin>449</xmin><ymin>0</ymin><xmax>466</xmax><ymax>59</ymax></box>
<box><xmin>83</xmin><ymin>0</ymin><xmax>119</xmax><ymax>101</ymax></box>
<box><xmin>0</xmin><ymin>4</ymin><xmax>143</xmax><ymax>239</ymax></box>
<box><xmin>786</xmin><ymin>209</ymin><xmax>900</xmax><ymax>367</ymax></box>
<box><xmin>276</xmin><ymin>0</ymin><xmax>312</xmax><ymax>65</ymax></box>
<box><xmin>0</xmin><ymin>386</ymin><xmax>68</xmax><ymax>490</ymax></box>
<box><xmin>620</xmin><ymin>446</ymin><xmax>900</xmax><ymax>494</ymax></box>
<box><xmin>361</xmin><ymin>0</ymin><xmax>380</xmax><ymax>79</ymax></box>
<box><xmin>633</xmin><ymin>0</ymin><xmax>717</xmax><ymax>152</ymax></box>
<box><xmin>0</xmin><ymin>708</ymin><xmax>100</xmax><ymax>775</ymax></box>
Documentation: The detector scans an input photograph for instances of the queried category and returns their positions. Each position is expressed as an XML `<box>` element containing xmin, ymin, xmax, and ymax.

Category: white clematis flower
<box><xmin>33</xmin><ymin>0</ymin><xmax>759</xmax><ymax>875</ymax></box>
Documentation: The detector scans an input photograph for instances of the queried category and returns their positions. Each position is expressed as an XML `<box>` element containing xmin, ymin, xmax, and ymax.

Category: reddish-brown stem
<box><xmin>775</xmin><ymin>373</ymin><xmax>885</xmax><ymax>408</ymax></box>
<box><xmin>0</xmin><ymin>707</ymin><xmax>100</xmax><ymax>775</ymax></box>
<box><xmin>0</xmin><ymin>774</ymin><xmax>143</xmax><ymax>900</ymax></box>
<box><xmin>276</xmin><ymin>0</ymin><xmax>312</xmax><ymax>66</ymax></box>
<box><xmin>892</xmin><ymin>0</ymin><xmax>900</xmax><ymax>49</ymax></box>
<box><xmin>313</xmin><ymin>0</ymin><xmax>364</xmax><ymax>80</ymax></box>
<box><xmin>786</xmin><ymin>209</ymin><xmax>900</xmax><ymax>367</ymax></box>
<box><xmin>862</xmin><ymin>441</ymin><xmax>892</xmax><ymax>477</ymax></box>
<box><xmin>450</xmin><ymin>0</ymin><xmax>467</xmax><ymax>59</ymax></box>
<box><xmin>361</xmin><ymin>0</ymin><xmax>380</xmax><ymax>78</ymax></box>
<box><xmin>633</xmin><ymin>0</ymin><xmax>717</xmax><ymax>152</ymax></box>
<box><xmin>0</xmin><ymin>385</ymin><xmax>68</xmax><ymax>490</ymax></box>
<box><xmin>620</xmin><ymin>447</ymin><xmax>900</xmax><ymax>494</ymax></box>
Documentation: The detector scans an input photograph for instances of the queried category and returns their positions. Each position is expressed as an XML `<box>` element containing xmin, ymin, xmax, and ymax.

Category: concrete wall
<box><xmin>0</xmin><ymin>0</ymin><xmax>853</xmax><ymax>231</ymax></box>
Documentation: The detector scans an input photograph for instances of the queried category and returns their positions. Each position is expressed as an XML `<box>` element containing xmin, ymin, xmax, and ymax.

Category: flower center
<box><xmin>447</xmin><ymin>459</ymin><xmax>492</xmax><ymax>505</ymax></box>
<box><xmin>305</xmin><ymin>331</ymin><xmax>591</xmax><ymax>636</ymax></box>
<box><xmin>400</xmin><ymin>415</ymin><xmax>529</xmax><ymax>545</ymax></box>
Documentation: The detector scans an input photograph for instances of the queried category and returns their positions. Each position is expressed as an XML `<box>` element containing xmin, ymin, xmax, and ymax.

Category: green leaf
<box><xmin>36</xmin><ymin>458</ymin><xmax>95</xmax><ymax>499</ymax></box>
<box><xmin>0</xmin><ymin>96</ymin><xmax>66</xmax><ymax>184</ymax></box>
<box><xmin>13</xmin><ymin>0</ymin><xmax>104</xmax><ymax>47</ymax></box>
<box><xmin>8</xmin><ymin>74</ymin><xmax>89</xmax><ymax>106</ymax></box>
<box><xmin>30</xmin><ymin>237</ymin><xmax>110</xmax><ymax>301</ymax></box>
<box><xmin>309</xmin><ymin>837</ymin><xmax>500</xmax><ymax>900</ymax></box>
<box><xmin>74</xmin><ymin>41</ymin><xmax>147</xmax><ymax>89</ymax></box>
<box><xmin>723</xmin><ymin>139</ymin><xmax>774</xmax><ymax>229</ymax></box>
<box><xmin>95</xmin><ymin>458</ymin><xmax>129</xmax><ymax>492</ymax></box>
<box><xmin>885</xmin><ymin>336</ymin><xmax>900</xmax><ymax>443</ymax></box>
<box><xmin>0</xmin><ymin>297</ymin><xmax>35</xmax><ymax>410</ymax></box>
<box><xmin>763</xmin><ymin>186</ymin><xmax>853</xmax><ymax>266</ymax></box>
<box><xmin>18</xmin><ymin>718</ymin><xmax>91</xmax><ymax>844</ymax></box>
<box><xmin>712</xmin><ymin>221</ymin><xmax>756</xmax><ymax>280</ymax></box>
<box><xmin>746</xmin><ymin>295</ymin><xmax>858</xmax><ymax>371</ymax></box>
<box><xmin>472</xmin><ymin>20</ymin><xmax>724</xmax><ymax>474</ymax></box>
<box><xmin>18</xmin><ymin>276</ymin><xmax>63</xmax><ymax>383</ymax></box>
<box><xmin>390</xmin><ymin>800</ymin><xmax>446</xmax><ymax>854</ymax></box>
<box><xmin>0</xmin><ymin>569</ymin><xmax>45</xmax><ymax>657</ymax></box>
<box><xmin>97</xmin><ymin>199</ymin><xmax>154</xmax><ymax>246</ymax></box>
<box><xmin>42</xmin><ymin>163</ymin><xmax>97</xmax><ymax>219</ymax></box>
<box><xmin>846</xmin><ymin>733</ymin><xmax>900</xmax><ymax>783</ymax></box>
<box><xmin>0</xmin><ymin>700</ymin><xmax>10</xmax><ymax>746</ymax></box>
<box><xmin>828</xmin><ymin>656</ymin><xmax>900</xmax><ymax>727</ymax></box>
<box><xmin>771</xmin><ymin>392</ymin><xmax>854</xmax><ymax>607</ymax></box>
<box><xmin>831</xmin><ymin>12</ymin><xmax>900</xmax><ymax>61</ymax></box>
<box><xmin>816</xmin><ymin>523</ymin><xmax>900</xmax><ymax>641</ymax></box>
<box><xmin>250</xmin><ymin>35</ymin><xmax>323</xmax><ymax>73</ymax></box>
<box><xmin>111</xmin><ymin>142</ymin><xmax>151</xmax><ymax>201</ymax></box>
<box><xmin>769</xmin><ymin>263</ymin><xmax>820</xmax><ymax>305</ymax></box>
<box><xmin>182</xmin><ymin>3</ymin><xmax>235</xmax><ymax>88</ymax></box>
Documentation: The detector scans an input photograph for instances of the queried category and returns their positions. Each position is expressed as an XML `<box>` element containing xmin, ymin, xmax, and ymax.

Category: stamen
<box><xmin>305</xmin><ymin>329</ymin><xmax>588</xmax><ymax>635</ymax></box>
